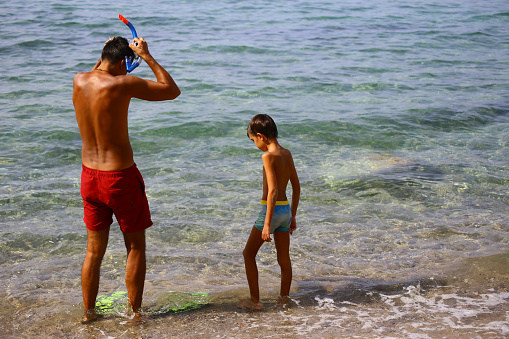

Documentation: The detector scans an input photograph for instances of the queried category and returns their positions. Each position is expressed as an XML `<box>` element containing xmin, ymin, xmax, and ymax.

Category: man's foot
<box><xmin>125</xmin><ymin>306</ymin><xmax>145</xmax><ymax>325</ymax></box>
<box><xmin>237</xmin><ymin>298</ymin><xmax>263</xmax><ymax>310</ymax></box>
<box><xmin>81</xmin><ymin>309</ymin><xmax>102</xmax><ymax>324</ymax></box>
<box><xmin>276</xmin><ymin>295</ymin><xmax>291</xmax><ymax>309</ymax></box>
<box><xmin>128</xmin><ymin>312</ymin><xmax>144</xmax><ymax>325</ymax></box>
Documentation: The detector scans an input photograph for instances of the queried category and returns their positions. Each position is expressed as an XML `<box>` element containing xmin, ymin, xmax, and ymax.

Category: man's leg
<box><xmin>238</xmin><ymin>226</ymin><xmax>265</xmax><ymax>310</ymax></box>
<box><xmin>123</xmin><ymin>229</ymin><xmax>146</xmax><ymax>316</ymax></box>
<box><xmin>82</xmin><ymin>228</ymin><xmax>109</xmax><ymax>322</ymax></box>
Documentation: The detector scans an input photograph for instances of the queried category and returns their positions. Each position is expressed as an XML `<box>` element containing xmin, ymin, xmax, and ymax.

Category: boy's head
<box><xmin>247</xmin><ymin>114</ymin><xmax>278</xmax><ymax>140</ymax></box>
<box><xmin>101</xmin><ymin>37</ymin><xmax>135</xmax><ymax>64</ymax></box>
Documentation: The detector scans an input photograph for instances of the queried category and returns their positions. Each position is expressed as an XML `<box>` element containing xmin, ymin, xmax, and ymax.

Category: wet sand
<box><xmin>3</xmin><ymin>252</ymin><xmax>509</xmax><ymax>338</ymax></box>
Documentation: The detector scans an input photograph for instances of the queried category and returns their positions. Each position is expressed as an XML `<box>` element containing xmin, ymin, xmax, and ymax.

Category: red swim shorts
<box><xmin>81</xmin><ymin>163</ymin><xmax>153</xmax><ymax>233</ymax></box>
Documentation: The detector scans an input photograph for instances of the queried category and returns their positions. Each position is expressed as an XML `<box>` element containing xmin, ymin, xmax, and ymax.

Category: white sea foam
<box><xmin>270</xmin><ymin>286</ymin><xmax>509</xmax><ymax>337</ymax></box>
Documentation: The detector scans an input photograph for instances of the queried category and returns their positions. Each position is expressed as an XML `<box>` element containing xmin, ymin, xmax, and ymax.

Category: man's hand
<box><xmin>129</xmin><ymin>37</ymin><xmax>151</xmax><ymax>59</ymax></box>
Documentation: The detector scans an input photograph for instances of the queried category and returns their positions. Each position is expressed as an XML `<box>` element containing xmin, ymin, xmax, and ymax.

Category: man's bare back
<box><xmin>73</xmin><ymin>37</ymin><xmax>180</xmax><ymax>171</ymax></box>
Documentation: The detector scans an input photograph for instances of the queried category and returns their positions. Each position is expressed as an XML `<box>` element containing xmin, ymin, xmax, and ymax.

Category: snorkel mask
<box><xmin>119</xmin><ymin>14</ymin><xmax>141</xmax><ymax>73</ymax></box>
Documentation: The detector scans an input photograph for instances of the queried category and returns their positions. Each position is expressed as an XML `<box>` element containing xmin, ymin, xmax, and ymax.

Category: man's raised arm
<box><xmin>127</xmin><ymin>37</ymin><xmax>181</xmax><ymax>101</ymax></box>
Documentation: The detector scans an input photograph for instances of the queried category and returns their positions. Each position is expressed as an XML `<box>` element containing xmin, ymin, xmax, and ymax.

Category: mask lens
<box><xmin>125</xmin><ymin>55</ymin><xmax>141</xmax><ymax>73</ymax></box>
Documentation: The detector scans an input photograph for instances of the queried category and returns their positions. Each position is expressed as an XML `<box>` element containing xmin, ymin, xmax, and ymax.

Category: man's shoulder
<box><xmin>73</xmin><ymin>71</ymin><xmax>85</xmax><ymax>81</ymax></box>
<box><xmin>74</xmin><ymin>70</ymin><xmax>95</xmax><ymax>77</ymax></box>
<box><xmin>73</xmin><ymin>71</ymin><xmax>94</xmax><ymax>84</ymax></box>
<box><xmin>74</xmin><ymin>72</ymin><xmax>134</xmax><ymax>87</ymax></box>
<box><xmin>73</xmin><ymin>72</ymin><xmax>87</xmax><ymax>90</ymax></box>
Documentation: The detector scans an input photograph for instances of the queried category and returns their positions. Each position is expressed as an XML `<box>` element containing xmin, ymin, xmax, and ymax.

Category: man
<box><xmin>73</xmin><ymin>36</ymin><xmax>180</xmax><ymax>323</ymax></box>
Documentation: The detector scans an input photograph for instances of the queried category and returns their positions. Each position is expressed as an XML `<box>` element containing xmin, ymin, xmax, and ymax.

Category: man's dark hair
<box><xmin>101</xmin><ymin>37</ymin><xmax>135</xmax><ymax>64</ymax></box>
<box><xmin>247</xmin><ymin>114</ymin><xmax>278</xmax><ymax>139</ymax></box>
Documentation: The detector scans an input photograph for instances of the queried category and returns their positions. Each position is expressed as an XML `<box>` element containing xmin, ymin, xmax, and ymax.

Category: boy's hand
<box><xmin>289</xmin><ymin>217</ymin><xmax>297</xmax><ymax>235</ymax></box>
<box><xmin>262</xmin><ymin>226</ymin><xmax>272</xmax><ymax>242</ymax></box>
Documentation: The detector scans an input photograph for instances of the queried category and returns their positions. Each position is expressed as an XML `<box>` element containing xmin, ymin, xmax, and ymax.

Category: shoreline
<box><xmin>3</xmin><ymin>251</ymin><xmax>509</xmax><ymax>338</ymax></box>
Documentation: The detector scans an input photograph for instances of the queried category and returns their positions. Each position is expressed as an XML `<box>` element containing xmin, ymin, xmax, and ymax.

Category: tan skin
<box><xmin>73</xmin><ymin>37</ymin><xmax>180</xmax><ymax>323</ymax></box>
<box><xmin>238</xmin><ymin>133</ymin><xmax>300</xmax><ymax>310</ymax></box>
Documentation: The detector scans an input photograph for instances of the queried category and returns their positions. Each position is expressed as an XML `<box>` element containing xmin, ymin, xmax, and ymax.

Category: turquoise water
<box><xmin>1</xmin><ymin>0</ymin><xmax>509</xmax><ymax>337</ymax></box>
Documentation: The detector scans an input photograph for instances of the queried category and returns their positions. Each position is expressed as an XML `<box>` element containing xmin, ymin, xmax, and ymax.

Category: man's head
<box><xmin>101</xmin><ymin>37</ymin><xmax>135</xmax><ymax>64</ymax></box>
<box><xmin>247</xmin><ymin>114</ymin><xmax>278</xmax><ymax>140</ymax></box>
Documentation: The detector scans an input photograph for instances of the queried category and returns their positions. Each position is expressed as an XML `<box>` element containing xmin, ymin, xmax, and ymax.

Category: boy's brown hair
<box><xmin>247</xmin><ymin>114</ymin><xmax>278</xmax><ymax>139</ymax></box>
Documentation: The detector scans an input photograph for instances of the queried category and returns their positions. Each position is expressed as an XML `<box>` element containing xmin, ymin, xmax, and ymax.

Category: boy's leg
<box><xmin>240</xmin><ymin>226</ymin><xmax>265</xmax><ymax>309</ymax></box>
<box><xmin>123</xmin><ymin>229</ymin><xmax>146</xmax><ymax>317</ymax></box>
<box><xmin>82</xmin><ymin>228</ymin><xmax>109</xmax><ymax>323</ymax></box>
<box><xmin>274</xmin><ymin>231</ymin><xmax>292</xmax><ymax>301</ymax></box>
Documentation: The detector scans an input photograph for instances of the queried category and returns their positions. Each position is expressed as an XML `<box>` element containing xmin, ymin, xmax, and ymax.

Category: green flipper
<box><xmin>95</xmin><ymin>291</ymin><xmax>129</xmax><ymax>315</ymax></box>
<box><xmin>146</xmin><ymin>291</ymin><xmax>210</xmax><ymax>315</ymax></box>
<box><xmin>95</xmin><ymin>291</ymin><xmax>210</xmax><ymax>316</ymax></box>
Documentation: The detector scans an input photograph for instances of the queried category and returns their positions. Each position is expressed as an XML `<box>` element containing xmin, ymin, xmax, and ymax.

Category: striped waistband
<box><xmin>260</xmin><ymin>200</ymin><xmax>290</xmax><ymax>206</ymax></box>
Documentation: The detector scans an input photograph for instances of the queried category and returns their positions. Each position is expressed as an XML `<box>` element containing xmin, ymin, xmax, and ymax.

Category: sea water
<box><xmin>1</xmin><ymin>0</ymin><xmax>509</xmax><ymax>337</ymax></box>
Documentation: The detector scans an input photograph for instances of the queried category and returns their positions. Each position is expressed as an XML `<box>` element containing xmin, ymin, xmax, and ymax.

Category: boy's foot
<box><xmin>81</xmin><ymin>309</ymin><xmax>102</xmax><ymax>324</ymax></box>
<box><xmin>276</xmin><ymin>295</ymin><xmax>291</xmax><ymax>309</ymax></box>
<box><xmin>238</xmin><ymin>298</ymin><xmax>263</xmax><ymax>310</ymax></box>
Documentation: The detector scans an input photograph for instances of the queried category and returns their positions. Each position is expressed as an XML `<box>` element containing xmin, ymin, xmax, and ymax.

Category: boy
<box><xmin>238</xmin><ymin>114</ymin><xmax>300</xmax><ymax>310</ymax></box>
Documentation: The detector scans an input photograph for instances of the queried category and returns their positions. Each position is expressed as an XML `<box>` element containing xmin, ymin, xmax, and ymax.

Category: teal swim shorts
<box><xmin>254</xmin><ymin>200</ymin><xmax>291</xmax><ymax>233</ymax></box>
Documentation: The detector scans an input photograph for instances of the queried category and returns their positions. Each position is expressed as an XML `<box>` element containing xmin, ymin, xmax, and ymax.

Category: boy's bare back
<box><xmin>261</xmin><ymin>146</ymin><xmax>298</xmax><ymax>202</ymax></box>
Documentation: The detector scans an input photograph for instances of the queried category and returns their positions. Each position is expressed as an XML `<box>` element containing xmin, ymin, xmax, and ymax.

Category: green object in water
<box><xmin>95</xmin><ymin>291</ymin><xmax>129</xmax><ymax>315</ymax></box>
<box><xmin>95</xmin><ymin>291</ymin><xmax>210</xmax><ymax>316</ymax></box>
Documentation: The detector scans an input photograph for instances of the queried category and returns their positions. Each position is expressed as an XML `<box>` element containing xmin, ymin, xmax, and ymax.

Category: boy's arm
<box><xmin>289</xmin><ymin>158</ymin><xmax>300</xmax><ymax>235</ymax></box>
<box><xmin>262</xmin><ymin>153</ymin><xmax>278</xmax><ymax>242</ymax></box>
<box><xmin>126</xmin><ymin>37</ymin><xmax>181</xmax><ymax>101</ymax></box>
